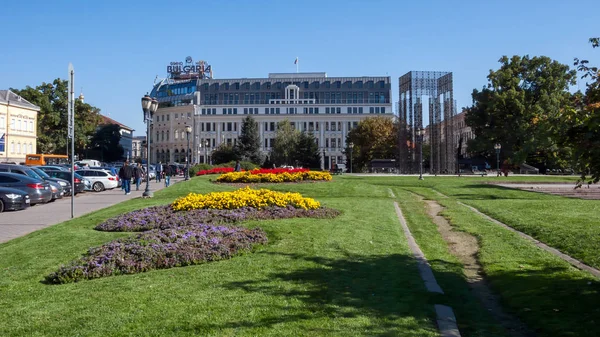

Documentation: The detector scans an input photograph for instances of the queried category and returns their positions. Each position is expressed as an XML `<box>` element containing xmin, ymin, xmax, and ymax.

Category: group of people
<box><xmin>117</xmin><ymin>161</ymin><xmax>177</xmax><ymax>195</ymax></box>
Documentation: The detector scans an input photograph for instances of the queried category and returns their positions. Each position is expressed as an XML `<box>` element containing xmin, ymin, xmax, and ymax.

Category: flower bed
<box><xmin>171</xmin><ymin>187</ymin><xmax>320</xmax><ymax>211</ymax></box>
<box><xmin>216</xmin><ymin>171</ymin><xmax>332</xmax><ymax>183</ymax></box>
<box><xmin>196</xmin><ymin>167</ymin><xmax>235</xmax><ymax>176</ymax></box>
<box><xmin>249</xmin><ymin>168</ymin><xmax>308</xmax><ymax>174</ymax></box>
<box><xmin>95</xmin><ymin>205</ymin><xmax>341</xmax><ymax>232</ymax></box>
<box><xmin>45</xmin><ymin>224</ymin><xmax>267</xmax><ymax>284</ymax></box>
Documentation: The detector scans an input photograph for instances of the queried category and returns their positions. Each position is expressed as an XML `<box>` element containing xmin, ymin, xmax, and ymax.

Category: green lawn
<box><xmin>1</xmin><ymin>175</ymin><xmax>598</xmax><ymax>336</ymax></box>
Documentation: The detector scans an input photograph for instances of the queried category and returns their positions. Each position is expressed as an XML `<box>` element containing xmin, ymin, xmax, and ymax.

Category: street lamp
<box><xmin>141</xmin><ymin>95</ymin><xmax>158</xmax><ymax>197</ymax></box>
<box><xmin>185</xmin><ymin>125</ymin><xmax>192</xmax><ymax>181</ymax></box>
<box><xmin>494</xmin><ymin>143</ymin><xmax>502</xmax><ymax>176</ymax></box>
<box><xmin>349</xmin><ymin>142</ymin><xmax>354</xmax><ymax>174</ymax></box>
<box><xmin>416</xmin><ymin>127</ymin><xmax>424</xmax><ymax>180</ymax></box>
<box><xmin>205</xmin><ymin>139</ymin><xmax>209</xmax><ymax>164</ymax></box>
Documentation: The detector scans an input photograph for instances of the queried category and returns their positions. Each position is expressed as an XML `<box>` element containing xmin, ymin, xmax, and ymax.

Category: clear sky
<box><xmin>1</xmin><ymin>0</ymin><xmax>598</xmax><ymax>134</ymax></box>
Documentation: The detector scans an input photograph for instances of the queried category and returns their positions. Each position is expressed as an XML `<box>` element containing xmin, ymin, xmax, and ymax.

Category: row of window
<box><xmin>201</xmin><ymin>92</ymin><xmax>388</xmax><ymax>105</ymax></box>
<box><xmin>5</xmin><ymin>142</ymin><xmax>33</xmax><ymax>154</ymax></box>
<box><xmin>197</xmin><ymin>105</ymin><xmax>387</xmax><ymax>116</ymax></box>
<box><xmin>0</xmin><ymin>117</ymin><xmax>35</xmax><ymax>132</ymax></box>
<box><xmin>202</xmin><ymin>80</ymin><xmax>386</xmax><ymax>91</ymax></box>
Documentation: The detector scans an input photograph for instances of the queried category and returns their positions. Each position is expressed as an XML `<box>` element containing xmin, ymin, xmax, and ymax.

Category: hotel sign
<box><xmin>167</xmin><ymin>56</ymin><xmax>202</xmax><ymax>74</ymax></box>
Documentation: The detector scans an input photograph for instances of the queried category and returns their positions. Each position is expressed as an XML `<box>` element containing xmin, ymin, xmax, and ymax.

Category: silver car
<box><xmin>0</xmin><ymin>172</ymin><xmax>52</xmax><ymax>205</ymax></box>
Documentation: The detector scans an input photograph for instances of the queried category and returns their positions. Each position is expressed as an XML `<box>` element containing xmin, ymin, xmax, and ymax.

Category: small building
<box><xmin>132</xmin><ymin>136</ymin><xmax>146</xmax><ymax>160</ymax></box>
<box><xmin>0</xmin><ymin>90</ymin><xmax>40</xmax><ymax>163</ymax></box>
<box><xmin>98</xmin><ymin>115</ymin><xmax>134</xmax><ymax>160</ymax></box>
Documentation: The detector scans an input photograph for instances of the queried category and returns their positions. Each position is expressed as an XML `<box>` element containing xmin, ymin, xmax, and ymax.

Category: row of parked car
<box><xmin>0</xmin><ymin>164</ymin><xmax>122</xmax><ymax>213</ymax></box>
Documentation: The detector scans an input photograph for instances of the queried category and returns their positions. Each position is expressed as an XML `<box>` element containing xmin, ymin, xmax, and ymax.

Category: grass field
<box><xmin>0</xmin><ymin>175</ymin><xmax>598</xmax><ymax>336</ymax></box>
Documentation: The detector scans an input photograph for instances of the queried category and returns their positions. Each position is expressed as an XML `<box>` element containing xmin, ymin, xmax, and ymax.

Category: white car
<box><xmin>75</xmin><ymin>169</ymin><xmax>119</xmax><ymax>192</ymax></box>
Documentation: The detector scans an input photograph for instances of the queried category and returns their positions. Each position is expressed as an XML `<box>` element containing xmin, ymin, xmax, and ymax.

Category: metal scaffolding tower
<box><xmin>398</xmin><ymin>71</ymin><xmax>456</xmax><ymax>174</ymax></box>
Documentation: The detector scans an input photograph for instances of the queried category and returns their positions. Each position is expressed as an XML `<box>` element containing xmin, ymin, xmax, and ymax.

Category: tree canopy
<box><xmin>465</xmin><ymin>55</ymin><xmax>576</xmax><ymax>168</ymax></box>
<box><xmin>345</xmin><ymin>116</ymin><xmax>398</xmax><ymax>172</ymax></box>
<box><xmin>12</xmin><ymin>79</ymin><xmax>101</xmax><ymax>157</ymax></box>
<box><xmin>292</xmin><ymin>132</ymin><xmax>321</xmax><ymax>169</ymax></box>
<box><xmin>90</xmin><ymin>124</ymin><xmax>124</xmax><ymax>162</ymax></box>
<box><xmin>235</xmin><ymin>116</ymin><xmax>262</xmax><ymax>164</ymax></box>
<box><xmin>271</xmin><ymin>120</ymin><xmax>300</xmax><ymax>166</ymax></box>
<box><xmin>562</xmin><ymin>38</ymin><xmax>600</xmax><ymax>185</ymax></box>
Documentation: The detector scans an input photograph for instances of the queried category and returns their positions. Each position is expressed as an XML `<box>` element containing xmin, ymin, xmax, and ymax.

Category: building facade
<box><xmin>132</xmin><ymin>136</ymin><xmax>146</xmax><ymax>160</ymax></box>
<box><xmin>0</xmin><ymin>90</ymin><xmax>39</xmax><ymax>163</ymax></box>
<box><xmin>150</xmin><ymin>72</ymin><xmax>393</xmax><ymax>169</ymax></box>
<box><xmin>98</xmin><ymin>115</ymin><xmax>134</xmax><ymax>160</ymax></box>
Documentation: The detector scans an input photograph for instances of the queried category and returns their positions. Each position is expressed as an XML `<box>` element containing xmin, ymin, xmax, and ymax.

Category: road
<box><xmin>0</xmin><ymin>178</ymin><xmax>180</xmax><ymax>244</ymax></box>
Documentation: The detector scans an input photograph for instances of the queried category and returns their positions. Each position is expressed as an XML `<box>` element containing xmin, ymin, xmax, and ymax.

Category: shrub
<box><xmin>171</xmin><ymin>186</ymin><xmax>321</xmax><ymax>211</ymax></box>
<box><xmin>45</xmin><ymin>224</ymin><xmax>267</xmax><ymax>284</ymax></box>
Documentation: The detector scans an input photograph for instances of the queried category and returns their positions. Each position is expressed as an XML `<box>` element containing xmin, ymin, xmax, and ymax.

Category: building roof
<box><xmin>99</xmin><ymin>114</ymin><xmax>134</xmax><ymax>131</ymax></box>
<box><xmin>0</xmin><ymin>90</ymin><xmax>40</xmax><ymax>111</ymax></box>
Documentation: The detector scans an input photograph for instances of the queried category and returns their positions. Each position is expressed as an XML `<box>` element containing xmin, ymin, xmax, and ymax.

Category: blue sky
<box><xmin>1</xmin><ymin>0</ymin><xmax>598</xmax><ymax>134</ymax></box>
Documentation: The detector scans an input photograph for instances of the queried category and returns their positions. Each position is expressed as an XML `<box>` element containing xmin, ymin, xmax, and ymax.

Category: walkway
<box><xmin>0</xmin><ymin>178</ymin><xmax>180</xmax><ymax>244</ymax></box>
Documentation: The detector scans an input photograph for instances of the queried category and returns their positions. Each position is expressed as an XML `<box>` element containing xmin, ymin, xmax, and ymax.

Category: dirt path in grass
<box><xmin>425</xmin><ymin>200</ymin><xmax>535</xmax><ymax>337</ymax></box>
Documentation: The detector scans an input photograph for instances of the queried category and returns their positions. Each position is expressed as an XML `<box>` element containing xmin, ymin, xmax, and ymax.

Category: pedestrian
<box><xmin>234</xmin><ymin>160</ymin><xmax>241</xmax><ymax>172</ymax></box>
<box><xmin>163</xmin><ymin>163</ymin><xmax>172</xmax><ymax>187</ymax></box>
<box><xmin>156</xmin><ymin>161</ymin><xmax>162</xmax><ymax>183</ymax></box>
<box><xmin>134</xmin><ymin>163</ymin><xmax>142</xmax><ymax>191</ymax></box>
<box><xmin>118</xmin><ymin>161</ymin><xmax>133</xmax><ymax>195</ymax></box>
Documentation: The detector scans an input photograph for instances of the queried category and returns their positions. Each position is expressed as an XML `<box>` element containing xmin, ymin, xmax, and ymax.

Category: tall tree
<box><xmin>292</xmin><ymin>132</ymin><xmax>321</xmax><ymax>169</ymax></box>
<box><xmin>211</xmin><ymin>144</ymin><xmax>239</xmax><ymax>165</ymax></box>
<box><xmin>12</xmin><ymin>79</ymin><xmax>101</xmax><ymax>156</ymax></box>
<box><xmin>235</xmin><ymin>115</ymin><xmax>262</xmax><ymax>164</ymax></box>
<box><xmin>465</xmin><ymin>56</ymin><xmax>576</xmax><ymax>167</ymax></box>
<box><xmin>90</xmin><ymin>124</ymin><xmax>124</xmax><ymax>162</ymax></box>
<box><xmin>271</xmin><ymin>119</ymin><xmax>300</xmax><ymax>166</ymax></box>
<box><xmin>346</xmin><ymin>116</ymin><xmax>398</xmax><ymax>172</ymax></box>
<box><xmin>562</xmin><ymin>37</ymin><xmax>600</xmax><ymax>185</ymax></box>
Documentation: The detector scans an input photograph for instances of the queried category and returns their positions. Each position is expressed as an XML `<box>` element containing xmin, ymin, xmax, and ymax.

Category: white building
<box><xmin>150</xmin><ymin>71</ymin><xmax>393</xmax><ymax>169</ymax></box>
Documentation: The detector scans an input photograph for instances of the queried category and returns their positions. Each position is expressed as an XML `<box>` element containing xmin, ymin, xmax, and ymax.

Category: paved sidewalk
<box><xmin>0</xmin><ymin>178</ymin><xmax>181</xmax><ymax>244</ymax></box>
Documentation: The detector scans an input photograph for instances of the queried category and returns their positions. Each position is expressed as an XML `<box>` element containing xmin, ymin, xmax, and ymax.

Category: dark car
<box><xmin>38</xmin><ymin>169</ymin><xmax>86</xmax><ymax>195</ymax></box>
<box><xmin>0</xmin><ymin>164</ymin><xmax>64</xmax><ymax>201</ymax></box>
<box><xmin>0</xmin><ymin>187</ymin><xmax>30</xmax><ymax>212</ymax></box>
<box><xmin>0</xmin><ymin>172</ymin><xmax>52</xmax><ymax>205</ymax></box>
<box><xmin>30</xmin><ymin>167</ymin><xmax>72</xmax><ymax>196</ymax></box>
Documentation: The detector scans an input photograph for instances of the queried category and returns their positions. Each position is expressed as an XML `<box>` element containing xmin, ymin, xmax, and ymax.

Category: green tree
<box><xmin>562</xmin><ymin>37</ymin><xmax>600</xmax><ymax>185</ymax></box>
<box><xmin>271</xmin><ymin>120</ymin><xmax>299</xmax><ymax>166</ymax></box>
<box><xmin>346</xmin><ymin>116</ymin><xmax>398</xmax><ymax>173</ymax></box>
<box><xmin>211</xmin><ymin>144</ymin><xmax>239</xmax><ymax>165</ymax></box>
<box><xmin>235</xmin><ymin>116</ymin><xmax>262</xmax><ymax>164</ymax></box>
<box><xmin>465</xmin><ymin>55</ymin><xmax>576</xmax><ymax>168</ymax></box>
<box><xmin>12</xmin><ymin>79</ymin><xmax>101</xmax><ymax>156</ymax></box>
<box><xmin>90</xmin><ymin>124</ymin><xmax>124</xmax><ymax>162</ymax></box>
<box><xmin>292</xmin><ymin>132</ymin><xmax>321</xmax><ymax>169</ymax></box>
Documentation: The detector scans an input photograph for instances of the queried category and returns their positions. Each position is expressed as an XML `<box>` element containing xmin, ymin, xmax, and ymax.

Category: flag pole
<box><xmin>296</xmin><ymin>57</ymin><xmax>298</xmax><ymax>73</ymax></box>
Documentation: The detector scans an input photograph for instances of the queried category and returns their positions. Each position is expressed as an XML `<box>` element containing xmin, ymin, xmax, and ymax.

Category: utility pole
<box><xmin>68</xmin><ymin>63</ymin><xmax>75</xmax><ymax>218</ymax></box>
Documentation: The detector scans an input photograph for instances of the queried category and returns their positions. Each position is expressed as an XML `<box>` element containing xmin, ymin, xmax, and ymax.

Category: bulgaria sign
<box><xmin>167</xmin><ymin>56</ymin><xmax>203</xmax><ymax>74</ymax></box>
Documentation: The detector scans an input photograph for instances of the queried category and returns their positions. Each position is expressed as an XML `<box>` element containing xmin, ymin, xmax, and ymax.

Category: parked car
<box><xmin>0</xmin><ymin>187</ymin><xmax>30</xmax><ymax>212</ymax></box>
<box><xmin>0</xmin><ymin>164</ymin><xmax>63</xmax><ymax>201</ymax></box>
<box><xmin>35</xmin><ymin>165</ymin><xmax>71</xmax><ymax>172</ymax></box>
<box><xmin>0</xmin><ymin>172</ymin><xmax>52</xmax><ymax>205</ymax></box>
<box><xmin>37</xmin><ymin>169</ymin><xmax>86</xmax><ymax>195</ymax></box>
<box><xmin>76</xmin><ymin>169</ymin><xmax>119</xmax><ymax>192</ymax></box>
<box><xmin>30</xmin><ymin>167</ymin><xmax>72</xmax><ymax>196</ymax></box>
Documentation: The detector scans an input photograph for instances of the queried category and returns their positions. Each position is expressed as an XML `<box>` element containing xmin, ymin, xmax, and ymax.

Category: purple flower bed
<box><xmin>45</xmin><ymin>224</ymin><xmax>267</xmax><ymax>284</ymax></box>
<box><xmin>95</xmin><ymin>205</ymin><xmax>341</xmax><ymax>232</ymax></box>
<box><xmin>47</xmin><ymin>204</ymin><xmax>340</xmax><ymax>284</ymax></box>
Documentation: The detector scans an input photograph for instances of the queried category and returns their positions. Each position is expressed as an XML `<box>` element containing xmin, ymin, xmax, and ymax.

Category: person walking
<box><xmin>234</xmin><ymin>160</ymin><xmax>241</xmax><ymax>172</ymax></box>
<box><xmin>118</xmin><ymin>161</ymin><xmax>134</xmax><ymax>195</ymax></box>
<box><xmin>163</xmin><ymin>163</ymin><xmax>172</xmax><ymax>187</ymax></box>
<box><xmin>156</xmin><ymin>161</ymin><xmax>162</xmax><ymax>183</ymax></box>
<box><xmin>134</xmin><ymin>163</ymin><xmax>143</xmax><ymax>191</ymax></box>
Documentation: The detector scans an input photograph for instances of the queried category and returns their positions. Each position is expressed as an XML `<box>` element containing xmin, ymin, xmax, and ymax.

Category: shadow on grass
<box><xmin>216</xmin><ymin>252</ymin><xmax>440</xmax><ymax>336</ymax></box>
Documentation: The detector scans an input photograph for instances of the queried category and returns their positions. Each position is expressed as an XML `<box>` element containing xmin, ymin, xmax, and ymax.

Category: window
<box><xmin>325</xmin><ymin>107</ymin><xmax>330</xmax><ymax>114</ymax></box>
<box><xmin>174</xmin><ymin>130</ymin><xmax>179</xmax><ymax>140</ymax></box>
<box><xmin>167</xmin><ymin>115</ymin><xmax>170</xmax><ymax>121</ymax></box>
<box><xmin>222</xmin><ymin>108</ymin><xmax>227</xmax><ymax>114</ymax></box>
<box><xmin>233</xmin><ymin>108</ymin><xmax>237</xmax><ymax>114</ymax></box>
<box><xmin>370</xmin><ymin>107</ymin><xmax>374</xmax><ymax>114</ymax></box>
<box><xmin>347</xmin><ymin>107</ymin><xmax>351</xmax><ymax>114</ymax></box>
<box><xmin>17</xmin><ymin>143</ymin><xmax>21</xmax><ymax>154</ymax></box>
<box><xmin>11</xmin><ymin>119</ymin><xmax>15</xmax><ymax>129</ymax></box>
<box><xmin>353</xmin><ymin>107</ymin><xmax>358</xmax><ymax>114</ymax></box>
<box><xmin>244</xmin><ymin>108</ymin><xmax>248</xmax><ymax>114</ymax></box>
<box><xmin>381</xmin><ymin>107</ymin><xmax>385</xmax><ymax>113</ymax></box>
<box><xmin>30</xmin><ymin>121</ymin><xmax>34</xmax><ymax>131</ymax></box>
<box><xmin>359</xmin><ymin>107</ymin><xmax>363</xmax><ymax>114</ymax></box>
<box><xmin>166</xmin><ymin>131</ymin><xmax>170</xmax><ymax>141</ymax></box>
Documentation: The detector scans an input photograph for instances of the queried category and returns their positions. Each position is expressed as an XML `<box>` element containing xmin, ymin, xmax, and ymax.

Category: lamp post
<box><xmin>185</xmin><ymin>125</ymin><xmax>191</xmax><ymax>181</ymax></box>
<box><xmin>322</xmin><ymin>147</ymin><xmax>326</xmax><ymax>171</ymax></box>
<box><xmin>205</xmin><ymin>139</ymin><xmax>209</xmax><ymax>164</ymax></box>
<box><xmin>494</xmin><ymin>143</ymin><xmax>501</xmax><ymax>176</ymax></box>
<box><xmin>141</xmin><ymin>95</ymin><xmax>158</xmax><ymax>197</ymax></box>
<box><xmin>349</xmin><ymin>142</ymin><xmax>354</xmax><ymax>174</ymax></box>
<box><xmin>417</xmin><ymin>128</ymin><xmax>424</xmax><ymax>180</ymax></box>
